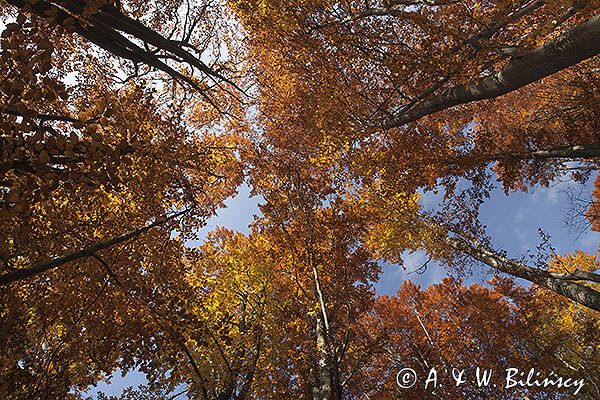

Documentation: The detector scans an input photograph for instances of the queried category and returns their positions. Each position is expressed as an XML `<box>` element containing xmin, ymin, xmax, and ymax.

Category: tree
<box><xmin>1</xmin><ymin>3</ymin><xmax>244</xmax><ymax>397</ymax></box>
<box><xmin>246</xmin><ymin>153</ymin><xmax>381</xmax><ymax>399</ymax></box>
<box><xmin>1</xmin><ymin>0</ymin><xmax>245</xmax><ymax>286</ymax></box>
<box><xmin>587</xmin><ymin>175</ymin><xmax>600</xmax><ymax>234</ymax></box>
<box><xmin>113</xmin><ymin>227</ymin><xmax>282</xmax><ymax>400</ymax></box>
<box><xmin>229</xmin><ymin>0</ymin><xmax>600</xmax><ymax>309</ymax></box>
<box><xmin>354</xmin><ymin>275</ymin><xmax>599</xmax><ymax>399</ymax></box>
<box><xmin>3</xmin><ymin>0</ymin><xmax>244</xmax><ymax>107</ymax></box>
<box><xmin>352</xmin><ymin>185</ymin><xmax>600</xmax><ymax>311</ymax></box>
<box><xmin>2</xmin><ymin>0</ymin><xmax>599</xmax><ymax>398</ymax></box>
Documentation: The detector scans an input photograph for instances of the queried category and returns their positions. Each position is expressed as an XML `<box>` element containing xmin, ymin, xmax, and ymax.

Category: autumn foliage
<box><xmin>1</xmin><ymin>0</ymin><xmax>599</xmax><ymax>399</ymax></box>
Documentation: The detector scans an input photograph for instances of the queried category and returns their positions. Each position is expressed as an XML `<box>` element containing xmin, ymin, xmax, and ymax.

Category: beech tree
<box><xmin>229</xmin><ymin>0</ymin><xmax>600</xmax><ymax>310</ymax></box>
<box><xmin>1</xmin><ymin>0</ymin><xmax>245</xmax><ymax>286</ymax></box>
<box><xmin>244</xmin><ymin>149</ymin><xmax>381</xmax><ymax>399</ymax></box>
<box><xmin>1</xmin><ymin>1</ymin><xmax>244</xmax><ymax>398</ymax></box>
<box><xmin>1</xmin><ymin>0</ymin><xmax>599</xmax><ymax>398</ymax></box>
<box><xmin>357</xmin><ymin>275</ymin><xmax>600</xmax><ymax>399</ymax></box>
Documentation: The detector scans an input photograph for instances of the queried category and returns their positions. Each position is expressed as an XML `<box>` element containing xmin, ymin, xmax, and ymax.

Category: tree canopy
<box><xmin>1</xmin><ymin>0</ymin><xmax>599</xmax><ymax>398</ymax></box>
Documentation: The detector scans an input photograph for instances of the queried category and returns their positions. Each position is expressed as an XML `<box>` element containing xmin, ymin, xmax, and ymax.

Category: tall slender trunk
<box><xmin>383</xmin><ymin>14</ymin><xmax>600</xmax><ymax>129</ymax></box>
<box><xmin>309</xmin><ymin>250</ymin><xmax>342</xmax><ymax>399</ymax></box>
<box><xmin>314</xmin><ymin>312</ymin><xmax>333</xmax><ymax>400</ymax></box>
<box><xmin>237</xmin><ymin>324</ymin><xmax>262</xmax><ymax>400</ymax></box>
<box><xmin>312</xmin><ymin>311</ymin><xmax>343</xmax><ymax>400</ymax></box>
<box><xmin>492</xmin><ymin>144</ymin><xmax>600</xmax><ymax>161</ymax></box>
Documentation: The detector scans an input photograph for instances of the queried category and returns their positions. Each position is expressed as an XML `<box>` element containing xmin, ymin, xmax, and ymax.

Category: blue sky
<box><xmin>375</xmin><ymin>174</ymin><xmax>599</xmax><ymax>294</ymax></box>
<box><xmin>85</xmin><ymin>185</ymin><xmax>262</xmax><ymax>397</ymax></box>
<box><xmin>1</xmin><ymin>12</ymin><xmax>595</xmax><ymax>398</ymax></box>
<box><xmin>88</xmin><ymin>173</ymin><xmax>599</xmax><ymax>396</ymax></box>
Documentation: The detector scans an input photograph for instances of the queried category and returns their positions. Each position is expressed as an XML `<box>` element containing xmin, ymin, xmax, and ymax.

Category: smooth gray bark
<box><xmin>444</xmin><ymin>144</ymin><xmax>600</xmax><ymax>167</ymax></box>
<box><xmin>314</xmin><ymin>312</ymin><xmax>334</xmax><ymax>400</ymax></box>
<box><xmin>526</xmin><ymin>145</ymin><xmax>600</xmax><ymax>160</ymax></box>
<box><xmin>488</xmin><ymin>145</ymin><xmax>600</xmax><ymax>161</ymax></box>
<box><xmin>446</xmin><ymin>236</ymin><xmax>600</xmax><ymax>312</ymax></box>
<box><xmin>383</xmin><ymin>14</ymin><xmax>600</xmax><ymax>129</ymax></box>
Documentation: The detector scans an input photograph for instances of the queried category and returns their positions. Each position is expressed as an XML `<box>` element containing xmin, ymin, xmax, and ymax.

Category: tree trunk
<box><xmin>445</xmin><ymin>144</ymin><xmax>600</xmax><ymax>167</ymax></box>
<box><xmin>308</xmin><ymin>244</ymin><xmax>343</xmax><ymax>400</ymax></box>
<box><xmin>314</xmin><ymin>312</ymin><xmax>334</xmax><ymax>400</ymax></box>
<box><xmin>383</xmin><ymin>14</ymin><xmax>600</xmax><ymax>129</ymax></box>
<box><xmin>312</xmin><ymin>313</ymin><xmax>343</xmax><ymax>400</ymax></box>
<box><xmin>506</xmin><ymin>144</ymin><xmax>600</xmax><ymax>161</ymax></box>
<box><xmin>446</xmin><ymin>236</ymin><xmax>600</xmax><ymax>312</ymax></box>
<box><xmin>5</xmin><ymin>0</ymin><xmax>231</xmax><ymax>104</ymax></box>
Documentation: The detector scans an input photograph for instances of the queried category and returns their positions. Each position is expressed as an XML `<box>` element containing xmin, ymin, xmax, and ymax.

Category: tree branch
<box><xmin>0</xmin><ymin>209</ymin><xmax>189</xmax><ymax>286</ymax></box>
<box><xmin>445</xmin><ymin>235</ymin><xmax>600</xmax><ymax>312</ymax></box>
<box><xmin>383</xmin><ymin>14</ymin><xmax>600</xmax><ymax>129</ymax></box>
